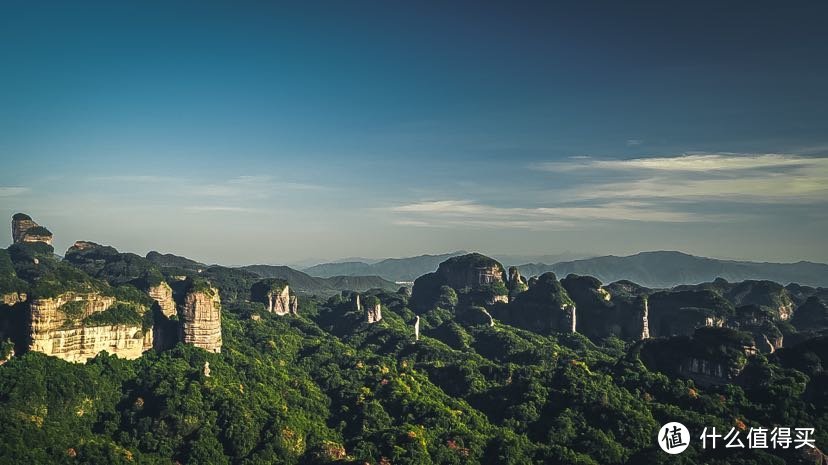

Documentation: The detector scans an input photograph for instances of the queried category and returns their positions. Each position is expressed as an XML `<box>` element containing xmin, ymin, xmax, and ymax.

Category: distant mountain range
<box><xmin>239</xmin><ymin>264</ymin><xmax>399</xmax><ymax>295</ymax></box>
<box><xmin>301</xmin><ymin>250</ymin><xmax>828</xmax><ymax>288</ymax></box>
<box><xmin>302</xmin><ymin>251</ymin><xmax>470</xmax><ymax>282</ymax></box>
<box><xmin>516</xmin><ymin>251</ymin><xmax>828</xmax><ymax>288</ymax></box>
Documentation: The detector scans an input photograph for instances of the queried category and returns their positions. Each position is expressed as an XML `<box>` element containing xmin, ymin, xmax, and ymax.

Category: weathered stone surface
<box><xmin>147</xmin><ymin>282</ymin><xmax>176</xmax><ymax>317</ymax></box>
<box><xmin>11</xmin><ymin>213</ymin><xmax>36</xmax><ymax>243</ymax></box>
<box><xmin>1</xmin><ymin>292</ymin><xmax>26</xmax><ymax>306</ymax></box>
<box><xmin>12</xmin><ymin>213</ymin><xmax>53</xmax><ymax>245</ymax></box>
<box><xmin>251</xmin><ymin>279</ymin><xmax>294</xmax><ymax>316</ymax></box>
<box><xmin>410</xmin><ymin>253</ymin><xmax>509</xmax><ymax>311</ymax></box>
<box><xmin>180</xmin><ymin>282</ymin><xmax>222</xmax><ymax>353</ymax></box>
<box><xmin>561</xmin><ymin>274</ymin><xmax>648</xmax><ymax>340</ymax></box>
<box><xmin>289</xmin><ymin>294</ymin><xmax>298</xmax><ymax>315</ymax></box>
<box><xmin>28</xmin><ymin>292</ymin><xmax>149</xmax><ymax>362</ymax></box>
<box><xmin>640</xmin><ymin>327</ymin><xmax>756</xmax><ymax>387</ymax></box>
<box><xmin>647</xmin><ymin>289</ymin><xmax>732</xmax><ymax>337</ymax></box>
<box><xmin>507</xmin><ymin>266</ymin><xmax>528</xmax><ymax>301</ymax></box>
<box><xmin>492</xmin><ymin>272</ymin><xmax>575</xmax><ymax>334</ymax></box>
<box><xmin>364</xmin><ymin>296</ymin><xmax>382</xmax><ymax>323</ymax></box>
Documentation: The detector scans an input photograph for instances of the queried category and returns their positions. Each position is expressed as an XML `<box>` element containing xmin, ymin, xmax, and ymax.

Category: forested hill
<box><xmin>2</xmin><ymin>217</ymin><xmax>827</xmax><ymax>464</ymax></box>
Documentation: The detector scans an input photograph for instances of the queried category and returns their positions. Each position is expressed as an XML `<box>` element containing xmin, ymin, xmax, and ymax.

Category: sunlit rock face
<box><xmin>148</xmin><ymin>282</ymin><xmax>176</xmax><ymax>318</ymax></box>
<box><xmin>251</xmin><ymin>279</ymin><xmax>297</xmax><ymax>316</ymax></box>
<box><xmin>11</xmin><ymin>213</ymin><xmax>53</xmax><ymax>245</ymax></box>
<box><xmin>410</xmin><ymin>253</ymin><xmax>509</xmax><ymax>311</ymax></box>
<box><xmin>28</xmin><ymin>292</ymin><xmax>149</xmax><ymax>363</ymax></box>
<box><xmin>364</xmin><ymin>296</ymin><xmax>382</xmax><ymax>323</ymax></box>
<box><xmin>180</xmin><ymin>281</ymin><xmax>222</xmax><ymax>353</ymax></box>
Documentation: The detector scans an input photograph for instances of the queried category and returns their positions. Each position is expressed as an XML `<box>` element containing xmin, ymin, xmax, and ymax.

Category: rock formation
<box><xmin>414</xmin><ymin>315</ymin><xmax>420</xmax><ymax>341</ymax></box>
<box><xmin>792</xmin><ymin>297</ymin><xmax>828</xmax><ymax>332</ymax></box>
<box><xmin>148</xmin><ymin>281</ymin><xmax>176</xmax><ymax>318</ymax></box>
<box><xmin>11</xmin><ymin>213</ymin><xmax>53</xmax><ymax>245</ymax></box>
<box><xmin>251</xmin><ymin>279</ymin><xmax>296</xmax><ymax>316</ymax></box>
<box><xmin>410</xmin><ymin>253</ymin><xmax>509</xmax><ymax>311</ymax></box>
<box><xmin>28</xmin><ymin>292</ymin><xmax>151</xmax><ymax>363</ymax></box>
<box><xmin>646</xmin><ymin>289</ymin><xmax>732</xmax><ymax>338</ymax></box>
<box><xmin>492</xmin><ymin>272</ymin><xmax>575</xmax><ymax>334</ymax></box>
<box><xmin>561</xmin><ymin>274</ymin><xmax>648</xmax><ymax>340</ymax></box>
<box><xmin>203</xmin><ymin>361</ymin><xmax>211</xmax><ymax>378</ymax></box>
<box><xmin>364</xmin><ymin>296</ymin><xmax>382</xmax><ymax>323</ymax></box>
<box><xmin>289</xmin><ymin>294</ymin><xmax>298</xmax><ymax>315</ymax></box>
<box><xmin>639</xmin><ymin>326</ymin><xmax>756</xmax><ymax>386</ymax></box>
<box><xmin>507</xmin><ymin>266</ymin><xmax>528</xmax><ymax>301</ymax></box>
<box><xmin>179</xmin><ymin>280</ymin><xmax>222</xmax><ymax>353</ymax></box>
<box><xmin>353</xmin><ymin>293</ymin><xmax>362</xmax><ymax>311</ymax></box>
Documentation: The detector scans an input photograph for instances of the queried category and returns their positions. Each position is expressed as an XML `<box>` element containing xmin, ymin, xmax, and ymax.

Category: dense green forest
<box><xmin>1</xmin><ymin>241</ymin><xmax>827</xmax><ymax>464</ymax></box>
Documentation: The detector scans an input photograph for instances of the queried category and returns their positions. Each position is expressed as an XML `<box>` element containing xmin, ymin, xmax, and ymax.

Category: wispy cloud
<box><xmin>389</xmin><ymin>152</ymin><xmax>828</xmax><ymax>229</ymax></box>
<box><xmin>0</xmin><ymin>187</ymin><xmax>29</xmax><ymax>197</ymax></box>
<box><xmin>184</xmin><ymin>205</ymin><xmax>259</xmax><ymax>213</ymax></box>
<box><xmin>389</xmin><ymin>199</ymin><xmax>717</xmax><ymax>229</ymax></box>
<box><xmin>535</xmin><ymin>153</ymin><xmax>828</xmax><ymax>203</ymax></box>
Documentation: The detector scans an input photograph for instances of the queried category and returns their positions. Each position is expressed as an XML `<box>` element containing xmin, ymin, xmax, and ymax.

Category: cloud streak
<box><xmin>537</xmin><ymin>153</ymin><xmax>828</xmax><ymax>203</ymax></box>
<box><xmin>389</xmin><ymin>199</ymin><xmax>719</xmax><ymax>229</ymax></box>
<box><xmin>389</xmin><ymin>153</ymin><xmax>828</xmax><ymax>229</ymax></box>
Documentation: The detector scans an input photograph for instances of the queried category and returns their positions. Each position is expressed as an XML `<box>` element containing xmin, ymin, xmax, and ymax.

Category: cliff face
<box><xmin>492</xmin><ymin>272</ymin><xmax>576</xmax><ymax>334</ymax></box>
<box><xmin>561</xmin><ymin>274</ymin><xmax>648</xmax><ymax>340</ymax></box>
<box><xmin>436</xmin><ymin>253</ymin><xmax>506</xmax><ymax>290</ymax></box>
<box><xmin>28</xmin><ymin>292</ymin><xmax>149</xmax><ymax>363</ymax></box>
<box><xmin>640</xmin><ymin>327</ymin><xmax>755</xmax><ymax>386</ymax></box>
<box><xmin>647</xmin><ymin>290</ymin><xmax>732</xmax><ymax>337</ymax></box>
<box><xmin>251</xmin><ymin>279</ymin><xmax>297</xmax><ymax>316</ymax></box>
<box><xmin>364</xmin><ymin>296</ymin><xmax>382</xmax><ymax>323</ymax></box>
<box><xmin>148</xmin><ymin>282</ymin><xmax>176</xmax><ymax>317</ymax></box>
<box><xmin>11</xmin><ymin>213</ymin><xmax>53</xmax><ymax>245</ymax></box>
<box><xmin>410</xmin><ymin>253</ymin><xmax>509</xmax><ymax>311</ymax></box>
<box><xmin>180</xmin><ymin>283</ymin><xmax>222</xmax><ymax>353</ymax></box>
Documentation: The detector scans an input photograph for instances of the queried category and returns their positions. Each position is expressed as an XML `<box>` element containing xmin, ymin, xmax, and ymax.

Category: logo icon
<box><xmin>659</xmin><ymin>422</ymin><xmax>690</xmax><ymax>454</ymax></box>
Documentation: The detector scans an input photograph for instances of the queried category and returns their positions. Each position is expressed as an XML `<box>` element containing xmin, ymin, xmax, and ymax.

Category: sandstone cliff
<box><xmin>28</xmin><ymin>292</ymin><xmax>151</xmax><ymax>363</ymax></box>
<box><xmin>364</xmin><ymin>295</ymin><xmax>382</xmax><ymax>323</ymax></box>
<box><xmin>179</xmin><ymin>280</ymin><xmax>222</xmax><ymax>353</ymax></box>
<box><xmin>492</xmin><ymin>272</ymin><xmax>575</xmax><ymax>334</ymax></box>
<box><xmin>251</xmin><ymin>279</ymin><xmax>298</xmax><ymax>316</ymax></box>
<box><xmin>147</xmin><ymin>281</ymin><xmax>176</xmax><ymax>317</ymax></box>
<box><xmin>11</xmin><ymin>213</ymin><xmax>53</xmax><ymax>245</ymax></box>
<box><xmin>560</xmin><ymin>274</ymin><xmax>648</xmax><ymax>340</ymax></box>
<box><xmin>410</xmin><ymin>253</ymin><xmax>509</xmax><ymax>311</ymax></box>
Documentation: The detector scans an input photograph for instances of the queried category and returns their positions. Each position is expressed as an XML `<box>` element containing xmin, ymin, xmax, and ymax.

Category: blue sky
<box><xmin>1</xmin><ymin>1</ymin><xmax>827</xmax><ymax>265</ymax></box>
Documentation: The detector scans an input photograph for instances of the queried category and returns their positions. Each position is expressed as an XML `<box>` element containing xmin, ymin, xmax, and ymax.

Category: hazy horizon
<box><xmin>2</xmin><ymin>2</ymin><xmax>827</xmax><ymax>264</ymax></box>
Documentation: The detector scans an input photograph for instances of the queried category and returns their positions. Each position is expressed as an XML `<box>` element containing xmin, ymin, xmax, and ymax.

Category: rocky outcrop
<box><xmin>410</xmin><ymin>253</ymin><xmax>509</xmax><ymax>311</ymax></box>
<box><xmin>438</xmin><ymin>253</ymin><xmax>506</xmax><ymax>289</ymax></box>
<box><xmin>180</xmin><ymin>281</ymin><xmax>222</xmax><ymax>353</ymax></box>
<box><xmin>251</xmin><ymin>279</ymin><xmax>296</xmax><ymax>316</ymax></box>
<box><xmin>492</xmin><ymin>272</ymin><xmax>575</xmax><ymax>334</ymax></box>
<box><xmin>640</xmin><ymin>326</ymin><xmax>756</xmax><ymax>386</ymax></box>
<box><xmin>507</xmin><ymin>266</ymin><xmax>528</xmax><ymax>301</ymax></box>
<box><xmin>353</xmin><ymin>293</ymin><xmax>362</xmax><ymax>312</ymax></box>
<box><xmin>365</xmin><ymin>296</ymin><xmax>382</xmax><ymax>323</ymax></box>
<box><xmin>1</xmin><ymin>292</ymin><xmax>26</xmax><ymax>306</ymax></box>
<box><xmin>561</xmin><ymin>274</ymin><xmax>648</xmax><ymax>340</ymax></box>
<box><xmin>647</xmin><ymin>289</ymin><xmax>732</xmax><ymax>337</ymax></box>
<box><xmin>28</xmin><ymin>292</ymin><xmax>150</xmax><ymax>363</ymax></box>
<box><xmin>792</xmin><ymin>297</ymin><xmax>828</xmax><ymax>332</ymax></box>
<box><xmin>147</xmin><ymin>282</ymin><xmax>176</xmax><ymax>318</ymax></box>
<box><xmin>12</xmin><ymin>213</ymin><xmax>52</xmax><ymax>245</ymax></box>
